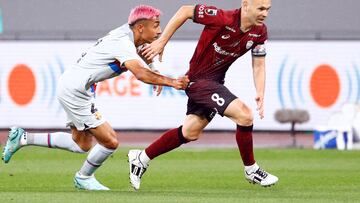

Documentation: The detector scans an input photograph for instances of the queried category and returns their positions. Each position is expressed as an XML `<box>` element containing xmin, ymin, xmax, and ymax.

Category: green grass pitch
<box><xmin>0</xmin><ymin>147</ymin><xmax>359</xmax><ymax>203</ymax></box>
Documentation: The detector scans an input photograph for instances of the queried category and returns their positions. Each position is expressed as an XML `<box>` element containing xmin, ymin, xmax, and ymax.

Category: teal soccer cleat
<box><xmin>74</xmin><ymin>172</ymin><xmax>110</xmax><ymax>191</ymax></box>
<box><xmin>2</xmin><ymin>127</ymin><xmax>25</xmax><ymax>163</ymax></box>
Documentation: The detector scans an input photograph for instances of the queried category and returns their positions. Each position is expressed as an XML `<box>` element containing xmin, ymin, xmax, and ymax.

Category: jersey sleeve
<box><xmin>112</xmin><ymin>39</ymin><xmax>142</xmax><ymax>65</ymax></box>
<box><xmin>193</xmin><ymin>4</ymin><xmax>229</xmax><ymax>26</ymax></box>
<box><xmin>251</xmin><ymin>25</ymin><xmax>268</xmax><ymax>57</ymax></box>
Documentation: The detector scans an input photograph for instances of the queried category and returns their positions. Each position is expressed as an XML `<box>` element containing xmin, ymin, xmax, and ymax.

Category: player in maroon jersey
<box><xmin>128</xmin><ymin>0</ymin><xmax>278</xmax><ymax>190</ymax></box>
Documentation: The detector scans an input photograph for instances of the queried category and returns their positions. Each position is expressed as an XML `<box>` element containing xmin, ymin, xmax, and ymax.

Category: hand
<box><xmin>141</xmin><ymin>39</ymin><xmax>165</xmax><ymax>62</ymax></box>
<box><xmin>153</xmin><ymin>70</ymin><xmax>163</xmax><ymax>96</ymax></box>
<box><xmin>137</xmin><ymin>44</ymin><xmax>154</xmax><ymax>64</ymax></box>
<box><xmin>153</xmin><ymin>84</ymin><xmax>163</xmax><ymax>96</ymax></box>
<box><xmin>255</xmin><ymin>94</ymin><xmax>264</xmax><ymax>119</ymax></box>
<box><xmin>173</xmin><ymin>75</ymin><xmax>190</xmax><ymax>90</ymax></box>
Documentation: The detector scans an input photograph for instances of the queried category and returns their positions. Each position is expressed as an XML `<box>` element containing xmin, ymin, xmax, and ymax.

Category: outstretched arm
<box><xmin>142</xmin><ymin>5</ymin><xmax>195</xmax><ymax>61</ymax></box>
<box><xmin>252</xmin><ymin>56</ymin><xmax>266</xmax><ymax>119</ymax></box>
<box><xmin>124</xmin><ymin>59</ymin><xmax>189</xmax><ymax>90</ymax></box>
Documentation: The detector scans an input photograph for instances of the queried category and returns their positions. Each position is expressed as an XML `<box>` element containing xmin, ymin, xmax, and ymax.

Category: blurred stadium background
<box><xmin>1</xmin><ymin>0</ymin><xmax>360</xmax><ymax>148</ymax></box>
<box><xmin>1</xmin><ymin>1</ymin><xmax>360</xmax><ymax>202</ymax></box>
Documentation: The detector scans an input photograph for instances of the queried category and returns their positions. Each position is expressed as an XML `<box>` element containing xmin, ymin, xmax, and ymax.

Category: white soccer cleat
<box><xmin>74</xmin><ymin>172</ymin><xmax>110</xmax><ymax>191</ymax></box>
<box><xmin>245</xmin><ymin>167</ymin><xmax>278</xmax><ymax>187</ymax></box>
<box><xmin>128</xmin><ymin>149</ymin><xmax>148</xmax><ymax>190</ymax></box>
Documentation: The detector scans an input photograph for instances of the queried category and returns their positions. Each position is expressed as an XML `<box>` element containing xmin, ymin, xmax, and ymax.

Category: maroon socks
<box><xmin>145</xmin><ymin>126</ymin><xmax>188</xmax><ymax>159</ymax></box>
<box><xmin>236</xmin><ymin>125</ymin><xmax>255</xmax><ymax>166</ymax></box>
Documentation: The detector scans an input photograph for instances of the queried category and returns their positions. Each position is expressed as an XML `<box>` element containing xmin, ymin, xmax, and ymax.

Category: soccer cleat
<box><xmin>2</xmin><ymin>127</ymin><xmax>25</xmax><ymax>163</ymax></box>
<box><xmin>245</xmin><ymin>167</ymin><xmax>278</xmax><ymax>187</ymax></box>
<box><xmin>128</xmin><ymin>149</ymin><xmax>148</xmax><ymax>190</ymax></box>
<box><xmin>74</xmin><ymin>172</ymin><xmax>110</xmax><ymax>191</ymax></box>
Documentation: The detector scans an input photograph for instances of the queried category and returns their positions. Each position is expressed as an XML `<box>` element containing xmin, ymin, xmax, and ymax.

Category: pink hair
<box><xmin>128</xmin><ymin>5</ymin><xmax>162</xmax><ymax>25</ymax></box>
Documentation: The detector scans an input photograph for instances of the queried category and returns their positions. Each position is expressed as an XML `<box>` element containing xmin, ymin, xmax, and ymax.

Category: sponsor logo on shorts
<box><xmin>210</xmin><ymin>111</ymin><xmax>216</xmax><ymax>119</ymax></box>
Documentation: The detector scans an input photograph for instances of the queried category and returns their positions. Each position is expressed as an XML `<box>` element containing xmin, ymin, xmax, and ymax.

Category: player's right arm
<box><xmin>142</xmin><ymin>5</ymin><xmax>195</xmax><ymax>61</ymax></box>
<box><xmin>124</xmin><ymin>59</ymin><xmax>189</xmax><ymax>90</ymax></box>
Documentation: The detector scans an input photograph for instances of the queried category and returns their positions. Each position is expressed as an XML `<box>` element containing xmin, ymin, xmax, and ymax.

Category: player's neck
<box><xmin>240</xmin><ymin>12</ymin><xmax>253</xmax><ymax>33</ymax></box>
<box><xmin>131</xmin><ymin>29</ymin><xmax>144</xmax><ymax>47</ymax></box>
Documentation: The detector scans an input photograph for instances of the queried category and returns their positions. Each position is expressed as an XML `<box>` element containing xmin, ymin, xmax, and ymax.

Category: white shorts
<box><xmin>57</xmin><ymin>70</ymin><xmax>106</xmax><ymax>131</ymax></box>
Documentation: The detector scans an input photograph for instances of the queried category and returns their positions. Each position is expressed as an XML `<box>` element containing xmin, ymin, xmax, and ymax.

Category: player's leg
<box><xmin>129</xmin><ymin>80</ymin><xmax>227</xmax><ymax>190</ymax></box>
<box><xmin>1</xmin><ymin>126</ymin><xmax>90</xmax><ymax>164</ymax></box>
<box><xmin>224</xmin><ymin>98</ymin><xmax>278</xmax><ymax>186</ymax></box>
<box><xmin>78</xmin><ymin>122</ymin><xmax>118</xmax><ymax>176</ymax></box>
<box><xmin>2</xmin><ymin>127</ymin><xmax>27</xmax><ymax>163</ymax></box>
<box><xmin>128</xmin><ymin>114</ymin><xmax>209</xmax><ymax>190</ymax></box>
<box><xmin>60</xmin><ymin>93</ymin><xmax>116</xmax><ymax>190</ymax></box>
<box><xmin>224</xmin><ymin>99</ymin><xmax>255</xmax><ymax>166</ymax></box>
<box><xmin>145</xmin><ymin>114</ymin><xmax>209</xmax><ymax>160</ymax></box>
<box><xmin>74</xmin><ymin>122</ymin><xmax>118</xmax><ymax>191</ymax></box>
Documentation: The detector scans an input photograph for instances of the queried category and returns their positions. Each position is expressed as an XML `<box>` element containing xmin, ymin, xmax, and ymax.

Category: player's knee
<box><xmin>242</xmin><ymin>111</ymin><xmax>253</xmax><ymax>125</ymax></box>
<box><xmin>101</xmin><ymin>139</ymin><xmax>118</xmax><ymax>150</ymax></box>
<box><xmin>108</xmin><ymin>139</ymin><xmax>119</xmax><ymax>150</ymax></box>
<box><xmin>103</xmin><ymin>134</ymin><xmax>119</xmax><ymax>149</ymax></box>
<box><xmin>78</xmin><ymin>143</ymin><xmax>92</xmax><ymax>153</ymax></box>
<box><xmin>237</xmin><ymin>106</ymin><xmax>253</xmax><ymax>126</ymax></box>
<box><xmin>75</xmin><ymin>137</ymin><xmax>93</xmax><ymax>152</ymax></box>
<box><xmin>183</xmin><ymin>131</ymin><xmax>201</xmax><ymax>141</ymax></box>
<box><xmin>106</xmin><ymin>131</ymin><xmax>120</xmax><ymax>149</ymax></box>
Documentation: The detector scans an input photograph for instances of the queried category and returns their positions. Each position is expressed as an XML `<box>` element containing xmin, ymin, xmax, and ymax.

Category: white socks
<box><xmin>139</xmin><ymin>150</ymin><xmax>150</xmax><ymax>166</ymax></box>
<box><xmin>25</xmin><ymin>132</ymin><xmax>85</xmax><ymax>153</ymax></box>
<box><xmin>245</xmin><ymin>162</ymin><xmax>259</xmax><ymax>173</ymax></box>
<box><xmin>79</xmin><ymin>144</ymin><xmax>115</xmax><ymax>176</ymax></box>
<box><xmin>21</xmin><ymin>131</ymin><xmax>117</xmax><ymax>177</ymax></box>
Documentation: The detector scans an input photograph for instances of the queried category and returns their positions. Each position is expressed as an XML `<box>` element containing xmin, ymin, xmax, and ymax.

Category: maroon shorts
<box><xmin>185</xmin><ymin>80</ymin><xmax>237</xmax><ymax>121</ymax></box>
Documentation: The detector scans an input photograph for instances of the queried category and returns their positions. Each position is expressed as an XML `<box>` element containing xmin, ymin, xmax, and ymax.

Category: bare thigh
<box><xmin>87</xmin><ymin>122</ymin><xmax>119</xmax><ymax>150</ymax></box>
<box><xmin>182</xmin><ymin>114</ymin><xmax>209</xmax><ymax>141</ymax></box>
<box><xmin>71</xmin><ymin>127</ymin><xmax>93</xmax><ymax>152</ymax></box>
<box><xmin>223</xmin><ymin>98</ymin><xmax>253</xmax><ymax>126</ymax></box>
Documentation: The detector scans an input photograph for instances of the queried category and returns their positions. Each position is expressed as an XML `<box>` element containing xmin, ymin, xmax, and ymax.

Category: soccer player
<box><xmin>2</xmin><ymin>5</ymin><xmax>189</xmax><ymax>190</ymax></box>
<box><xmin>128</xmin><ymin>0</ymin><xmax>278</xmax><ymax>190</ymax></box>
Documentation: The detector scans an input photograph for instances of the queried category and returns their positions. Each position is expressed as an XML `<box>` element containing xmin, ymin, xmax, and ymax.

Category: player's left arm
<box><xmin>252</xmin><ymin>56</ymin><xmax>266</xmax><ymax>119</ymax></box>
<box><xmin>142</xmin><ymin>5</ymin><xmax>195</xmax><ymax>61</ymax></box>
<box><xmin>137</xmin><ymin>44</ymin><xmax>163</xmax><ymax>96</ymax></box>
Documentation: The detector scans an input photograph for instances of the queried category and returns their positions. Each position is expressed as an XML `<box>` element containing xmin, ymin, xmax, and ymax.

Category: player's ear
<box><xmin>134</xmin><ymin>23</ymin><xmax>144</xmax><ymax>33</ymax></box>
<box><xmin>242</xmin><ymin>0</ymin><xmax>249</xmax><ymax>11</ymax></box>
<box><xmin>138</xmin><ymin>24</ymin><xmax>144</xmax><ymax>33</ymax></box>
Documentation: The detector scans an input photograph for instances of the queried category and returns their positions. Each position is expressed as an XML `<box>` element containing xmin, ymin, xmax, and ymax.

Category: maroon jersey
<box><xmin>188</xmin><ymin>4</ymin><xmax>268</xmax><ymax>83</ymax></box>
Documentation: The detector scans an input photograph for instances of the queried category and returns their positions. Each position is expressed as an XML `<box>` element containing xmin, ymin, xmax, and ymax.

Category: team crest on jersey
<box><xmin>205</xmin><ymin>9</ymin><xmax>218</xmax><ymax>16</ymax></box>
<box><xmin>246</xmin><ymin>41</ymin><xmax>254</xmax><ymax>49</ymax></box>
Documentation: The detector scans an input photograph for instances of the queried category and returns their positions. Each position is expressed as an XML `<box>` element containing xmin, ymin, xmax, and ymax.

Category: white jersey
<box><xmin>62</xmin><ymin>23</ymin><xmax>143</xmax><ymax>91</ymax></box>
<box><xmin>57</xmin><ymin>24</ymin><xmax>144</xmax><ymax>130</ymax></box>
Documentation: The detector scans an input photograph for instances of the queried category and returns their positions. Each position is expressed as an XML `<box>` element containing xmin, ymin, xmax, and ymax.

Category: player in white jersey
<box><xmin>2</xmin><ymin>5</ymin><xmax>189</xmax><ymax>191</ymax></box>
